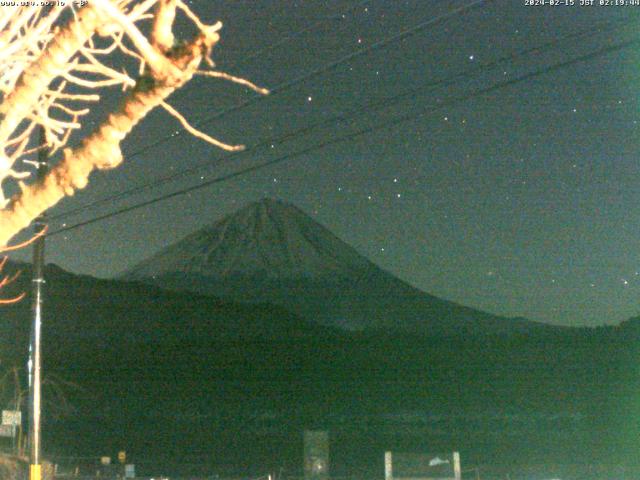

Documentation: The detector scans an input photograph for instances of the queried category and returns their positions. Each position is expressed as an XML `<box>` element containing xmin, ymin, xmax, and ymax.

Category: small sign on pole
<box><xmin>124</xmin><ymin>464</ymin><xmax>135</xmax><ymax>478</ymax></box>
<box><xmin>2</xmin><ymin>410</ymin><xmax>21</xmax><ymax>426</ymax></box>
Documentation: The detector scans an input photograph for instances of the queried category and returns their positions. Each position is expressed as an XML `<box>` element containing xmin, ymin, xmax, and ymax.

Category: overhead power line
<box><xmin>48</xmin><ymin>36</ymin><xmax>640</xmax><ymax>238</ymax></box>
<box><xmin>224</xmin><ymin>0</ymin><xmax>373</xmax><ymax>70</ymax></box>
<box><xmin>50</xmin><ymin>16</ymin><xmax>635</xmax><ymax>222</ymax></box>
<box><xmin>52</xmin><ymin>0</ymin><xmax>487</xmax><ymax>221</ymax></box>
<box><xmin>118</xmin><ymin>0</ymin><xmax>487</xmax><ymax>157</ymax></box>
<box><xmin>171</xmin><ymin>0</ymin><xmax>372</xmax><ymax>104</ymax></box>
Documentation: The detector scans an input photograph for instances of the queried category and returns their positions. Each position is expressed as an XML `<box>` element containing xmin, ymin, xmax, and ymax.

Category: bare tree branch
<box><xmin>0</xmin><ymin>1</ymin><xmax>268</xmax><ymax>248</ymax></box>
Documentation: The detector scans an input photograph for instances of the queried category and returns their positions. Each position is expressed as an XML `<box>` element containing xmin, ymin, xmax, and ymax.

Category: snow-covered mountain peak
<box><xmin>123</xmin><ymin>198</ymin><xmax>372</xmax><ymax>280</ymax></box>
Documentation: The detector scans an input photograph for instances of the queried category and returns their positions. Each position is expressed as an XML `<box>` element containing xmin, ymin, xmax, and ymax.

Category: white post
<box><xmin>453</xmin><ymin>452</ymin><xmax>461</xmax><ymax>480</ymax></box>
<box><xmin>385</xmin><ymin>451</ymin><xmax>393</xmax><ymax>480</ymax></box>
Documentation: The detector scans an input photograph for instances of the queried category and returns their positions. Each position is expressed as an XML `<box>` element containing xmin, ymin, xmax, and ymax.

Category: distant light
<box><xmin>469</xmin><ymin>55</ymin><xmax>474</xmax><ymax>60</ymax></box>
<box><xmin>307</xmin><ymin>96</ymin><xmax>312</xmax><ymax>102</ymax></box>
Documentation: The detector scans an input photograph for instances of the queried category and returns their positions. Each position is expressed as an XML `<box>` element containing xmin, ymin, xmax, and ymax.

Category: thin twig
<box><xmin>0</xmin><ymin>225</ymin><xmax>47</xmax><ymax>253</ymax></box>
<box><xmin>160</xmin><ymin>101</ymin><xmax>244</xmax><ymax>151</ymax></box>
<box><xmin>196</xmin><ymin>70</ymin><xmax>269</xmax><ymax>95</ymax></box>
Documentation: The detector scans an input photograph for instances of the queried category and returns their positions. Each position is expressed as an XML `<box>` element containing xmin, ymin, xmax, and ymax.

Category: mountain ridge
<box><xmin>122</xmin><ymin>198</ymin><xmax>558</xmax><ymax>335</ymax></box>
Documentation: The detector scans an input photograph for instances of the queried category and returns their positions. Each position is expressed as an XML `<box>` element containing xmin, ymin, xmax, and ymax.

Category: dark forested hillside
<box><xmin>0</xmin><ymin>261</ymin><xmax>637</xmax><ymax>478</ymax></box>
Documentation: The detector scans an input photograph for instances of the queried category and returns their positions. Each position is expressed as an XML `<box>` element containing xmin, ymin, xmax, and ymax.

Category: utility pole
<box><xmin>28</xmin><ymin>127</ymin><xmax>48</xmax><ymax>480</ymax></box>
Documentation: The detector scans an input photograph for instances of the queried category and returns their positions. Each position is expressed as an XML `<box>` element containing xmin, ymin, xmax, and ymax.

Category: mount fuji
<box><xmin>122</xmin><ymin>198</ymin><xmax>552</xmax><ymax>335</ymax></box>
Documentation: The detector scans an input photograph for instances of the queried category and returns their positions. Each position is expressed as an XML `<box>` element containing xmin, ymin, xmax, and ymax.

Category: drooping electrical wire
<box><xmin>50</xmin><ymin>15</ymin><xmax>636</xmax><ymax>222</ymax></box>
<box><xmin>48</xmin><ymin>36</ymin><xmax>640</xmax><ymax>237</ymax></box>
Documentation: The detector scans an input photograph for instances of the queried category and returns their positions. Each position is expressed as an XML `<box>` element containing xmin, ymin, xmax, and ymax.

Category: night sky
<box><xmin>11</xmin><ymin>0</ymin><xmax>640</xmax><ymax>327</ymax></box>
